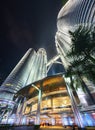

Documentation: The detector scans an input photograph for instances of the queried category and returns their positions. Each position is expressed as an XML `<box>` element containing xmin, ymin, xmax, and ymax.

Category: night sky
<box><xmin>0</xmin><ymin>0</ymin><xmax>67</xmax><ymax>84</ymax></box>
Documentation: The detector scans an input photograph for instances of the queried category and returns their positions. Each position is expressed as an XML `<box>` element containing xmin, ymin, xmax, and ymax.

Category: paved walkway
<box><xmin>39</xmin><ymin>126</ymin><xmax>95</xmax><ymax>130</ymax></box>
<box><xmin>2</xmin><ymin>125</ymin><xmax>95</xmax><ymax>130</ymax></box>
<box><xmin>39</xmin><ymin>126</ymin><xmax>77</xmax><ymax>130</ymax></box>
<box><xmin>0</xmin><ymin>125</ymin><xmax>74</xmax><ymax>130</ymax></box>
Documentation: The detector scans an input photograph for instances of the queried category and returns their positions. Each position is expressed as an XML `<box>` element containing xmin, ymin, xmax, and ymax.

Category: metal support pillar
<box><xmin>35</xmin><ymin>89</ymin><xmax>41</xmax><ymax>125</ymax></box>
<box><xmin>0</xmin><ymin>109</ymin><xmax>7</xmax><ymax>124</ymax></box>
<box><xmin>64</xmin><ymin>76</ymin><xmax>86</xmax><ymax>130</ymax></box>
<box><xmin>32</xmin><ymin>84</ymin><xmax>42</xmax><ymax>125</ymax></box>
<box><xmin>17</xmin><ymin>97</ymin><xmax>26</xmax><ymax>125</ymax></box>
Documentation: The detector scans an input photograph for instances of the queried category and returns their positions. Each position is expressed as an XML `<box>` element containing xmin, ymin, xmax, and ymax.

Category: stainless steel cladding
<box><xmin>0</xmin><ymin>48</ymin><xmax>47</xmax><ymax>100</ymax></box>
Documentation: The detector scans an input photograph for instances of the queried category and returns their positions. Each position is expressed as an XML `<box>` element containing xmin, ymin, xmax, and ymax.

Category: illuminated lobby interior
<box><xmin>15</xmin><ymin>74</ymin><xmax>73</xmax><ymax>126</ymax></box>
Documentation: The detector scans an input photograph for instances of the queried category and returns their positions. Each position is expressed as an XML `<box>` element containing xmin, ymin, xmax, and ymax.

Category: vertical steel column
<box><xmin>64</xmin><ymin>76</ymin><xmax>86</xmax><ymax>130</ymax></box>
<box><xmin>32</xmin><ymin>84</ymin><xmax>42</xmax><ymax>125</ymax></box>
<box><xmin>17</xmin><ymin>96</ymin><xmax>26</xmax><ymax>125</ymax></box>
<box><xmin>35</xmin><ymin>90</ymin><xmax>41</xmax><ymax>125</ymax></box>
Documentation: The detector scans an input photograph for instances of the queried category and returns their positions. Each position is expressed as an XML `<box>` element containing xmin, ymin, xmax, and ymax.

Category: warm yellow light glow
<box><xmin>24</xmin><ymin>106</ymin><xmax>31</xmax><ymax>114</ymax></box>
<box><xmin>41</xmin><ymin>99</ymin><xmax>51</xmax><ymax>109</ymax></box>
<box><xmin>32</xmin><ymin>103</ymin><xmax>37</xmax><ymax>111</ymax></box>
<box><xmin>53</xmin><ymin>96</ymin><xmax>71</xmax><ymax>107</ymax></box>
<box><xmin>5</xmin><ymin>83</ymin><xmax>13</xmax><ymax>87</ymax></box>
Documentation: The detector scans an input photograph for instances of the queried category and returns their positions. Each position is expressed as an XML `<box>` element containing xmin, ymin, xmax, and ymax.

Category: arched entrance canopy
<box><xmin>15</xmin><ymin>73</ymin><xmax>67</xmax><ymax>99</ymax></box>
<box><xmin>14</xmin><ymin>73</ymin><xmax>72</xmax><ymax>126</ymax></box>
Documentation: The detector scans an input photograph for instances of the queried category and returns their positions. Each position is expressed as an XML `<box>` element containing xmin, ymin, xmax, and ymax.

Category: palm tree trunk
<box><xmin>78</xmin><ymin>73</ymin><xmax>95</xmax><ymax>104</ymax></box>
<box><xmin>67</xmin><ymin>76</ymin><xmax>86</xmax><ymax>129</ymax></box>
<box><xmin>70</xmin><ymin>75</ymin><xmax>80</xmax><ymax>104</ymax></box>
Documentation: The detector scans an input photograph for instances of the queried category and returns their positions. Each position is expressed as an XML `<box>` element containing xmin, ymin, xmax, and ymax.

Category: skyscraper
<box><xmin>0</xmin><ymin>48</ymin><xmax>47</xmax><ymax>101</ymax></box>
<box><xmin>0</xmin><ymin>0</ymin><xmax>95</xmax><ymax>126</ymax></box>
<box><xmin>55</xmin><ymin>0</ymin><xmax>95</xmax><ymax>107</ymax></box>
<box><xmin>55</xmin><ymin>1</ymin><xmax>95</xmax><ymax>127</ymax></box>
<box><xmin>56</xmin><ymin>0</ymin><xmax>95</xmax><ymax>68</ymax></box>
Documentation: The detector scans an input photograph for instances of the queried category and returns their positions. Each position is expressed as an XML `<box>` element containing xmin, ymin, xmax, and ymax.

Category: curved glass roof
<box><xmin>16</xmin><ymin>73</ymin><xmax>67</xmax><ymax>99</ymax></box>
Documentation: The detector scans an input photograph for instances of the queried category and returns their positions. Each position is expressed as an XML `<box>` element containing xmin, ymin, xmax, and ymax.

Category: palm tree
<box><xmin>65</xmin><ymin>66</ymin><xmax>81</xmax><ymax>104</ymax></box>
<box><xmin>67</xmin><ymin>26</ymin><xmax>95</xmax><ymax>85</ymax></box>
<box><xmin>65</xmin><ymin>65</ymin><xmax>95</xmax><ymax>104</ymax></box>
<box><xmin>68</xmin><ymin>26</ymin><xmax>95</xmax><ymax>64</ymax></box>
<box><xmin>65</xmin><ymin>25</ymin><xmax>95</xmax><ymax>104</ymax></box>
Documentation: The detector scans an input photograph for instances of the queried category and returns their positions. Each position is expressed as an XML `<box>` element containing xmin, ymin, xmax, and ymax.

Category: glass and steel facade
<box><xmin>55</xmin><ymin>0</ymin><xmax>95</xmax><ymax>127</ymax></box>
<box><xmin>55</xmin><ymin>0</ymin><xmax>95</xmax><ymax>101</ymax></box>
<box><xmin>15</xmin><ymin>74</ymin><xmax>73</xmax><ymax>126</ymax></box>
<box><xmin>0</xmin><ymin>48</ymin><xmax>47</xmax><ymax>101</ymax></box>
<box><xmin>0</xmin><ymin>48</ymin><xmax>47</xmax><ymax>124</ymax></box>
<box><xmin>56</xmin><ymin>0</ymin><xmax>95</xmax><ymax>68</ymax></box>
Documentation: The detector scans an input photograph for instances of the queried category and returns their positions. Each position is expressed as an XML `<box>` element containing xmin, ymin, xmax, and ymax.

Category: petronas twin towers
<box><xmin>1</xmin><ymin>0</ymin><xmax>95</xmax><ymax>104</ymax></box>
<box><xmin>0</xmin><ymin>0</ymin><xmax>95</xmax><ymax>127</ymax></box>
<box><xmin>0</xmin><ymin>48</ymin><xmax>47</xmax><ymax>101</ymax></box>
